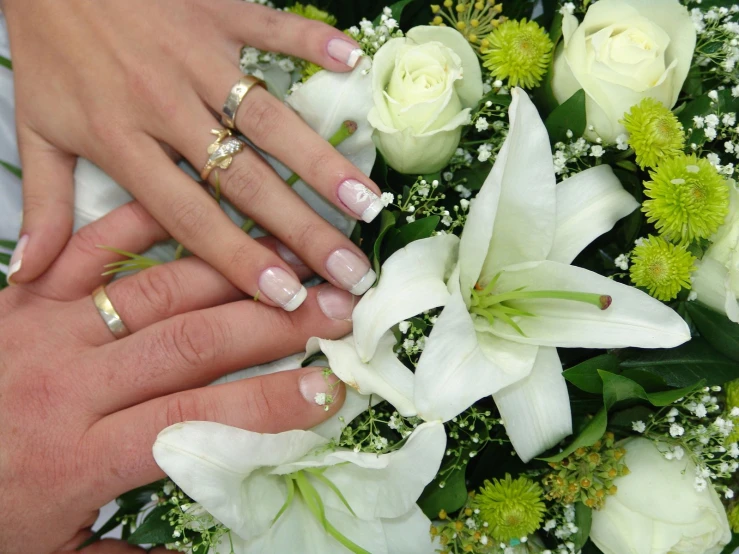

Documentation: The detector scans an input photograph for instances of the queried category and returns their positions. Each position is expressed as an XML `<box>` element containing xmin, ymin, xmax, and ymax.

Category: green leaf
<box><xmin>116</xmin><ymin>481</ymin><xmax>165</xmax><ymax>511</ymax></box>
<box><xmin>563</xmin><ymin>354</ymin><xmax>619</xmax><ymax>394</ymax></box>
<box><xmin>685</xmin><ymin>302</ymin><xmax>739</xmax><ymax>362</ymax></box>
<box><xmin>452</xmin><ymin>161</ymin><xmax>493</xmax><ymax>191</ymax></box>
<box><xmin>372</xmin><ymin>210</ymin><xmax>398</xmax><ymax>274</ymax></box>
<box><xmin>0</xmin><ymin>239</ymin><xmax>16</xmax><ymax>250</ymax></box>
<box><xmin>721</xmin><ymin>533</ymin><xmax>739</xmax><ymax>554</ymax></box>
<box><xmin>618</xmin><ymin>338</ymin><xmax>739</xmax><ymax>387</ymax></box>
<box><xmin>0</xmin><ymin>160</ymin><xmax>21</xmax><ymax>178</ymax></box>
<box><xmin>0</xmin><ymin>55</ymin><xmax>11</xmax><ymax>71</ymax></box>
<box><xmin>384</xmin><ymin>216</ymin><xmax>439</xmax><ymax>256</ymax></box>
<box><xmin>77</xmin><ymin>508</ymin><xmax>127</xmax><ymax>550</ymax></box>
<box><xmin>418</xmin><ymin>466</ymin><xmax>468</xmax><ymax>518</ymax></box>
<box><xmin>545</xmin><ymin>89</ymin><xmax>586</xmax><ymax>144</ymax></box>
<box><xmin>599</xmin><ymin>370</ymin><xmax>699</xmax><ymax>410</ymax></box>
<box><xmin>571</xmin><ymin>503</ymin><xmax>593</xmax><ymax>552</ymax></box>
<box><xmin>127</xmin><ymin>504</ymin><xmax>176</xmax><ymax>545</ymax></box>
<box><xmin>372</xmin><ymin>0</ymin><xmax>415</xmax><ymax>25</ymax></box>
<box><xmin>543</xmin><ymin>409</ymin><xmax>607</xmax><ymax>462</ymax></box>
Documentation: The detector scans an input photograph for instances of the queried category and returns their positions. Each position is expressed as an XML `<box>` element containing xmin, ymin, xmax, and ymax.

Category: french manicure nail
<box><xmin>317</xmin><ymin>287</ymin><xmax>355</xmax><ymax>321</ymax></box>
<box><xmin>7</xmin><ymin>234</ymin><xmax>29</xmax><ymax>284</ymax></box>
<box><xmin>258</xmin><ymin>267</ymin><xmax>307</xmax><ymax>312</ymax></box>
<box><xmin>326</xmin><ymin>249</ymin><xmax>376</xmax><ymax>295</ymax></box>
<box><xmin>276</xmin><ymin>242</ymin><xmax>306</xmax><ymax>267</ymax></box>
<box><xmin>338</xmin><ymin>179</ymin><xmax>384</xmax><ymax>223</ymax></box>
<box><xmin>299</xmin><ymin>368</ymin><xmax>341</xmax><ymax>408</ymax></box>
<box><xmin>327</xmin><ymin>38</ymin><xmax>363</xmax><ymax>68</ymax></box>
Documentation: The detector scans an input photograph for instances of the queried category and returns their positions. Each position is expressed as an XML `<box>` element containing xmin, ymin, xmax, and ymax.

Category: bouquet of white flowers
<box><xmin>7</xmin><ymin>0</ymin><xmax>736</xmax><ymax>552</ymax></box>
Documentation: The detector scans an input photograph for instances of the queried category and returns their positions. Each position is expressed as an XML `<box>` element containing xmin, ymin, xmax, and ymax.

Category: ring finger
<box><xmin>169</xmin><ymin>108</ymin><xmax>377</xmax><ymax>297</ymax></box>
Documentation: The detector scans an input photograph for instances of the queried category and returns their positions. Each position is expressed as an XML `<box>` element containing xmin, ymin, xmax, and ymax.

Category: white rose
<box><xmin>368</xmin><ymin>26</ymin><xmax>483</xmax><ymax>174</ymax></box>
<box><xmin>692</xmin><ymin>180</ymin><xmax>739</xmax><ymax>323</ymax></box>
<box><xmin>551</xmin><ymin>0</ymin><xmax>696</xmax><ymax>143</ymax></box>
<box><xmin>591</xmin><ymin>438</ymin><xmax>731</xmax><ymax>554</ymax></box>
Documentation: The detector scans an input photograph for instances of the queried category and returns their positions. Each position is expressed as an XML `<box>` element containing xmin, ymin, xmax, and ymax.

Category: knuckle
<box><xmin>242</xmin><ymin>377</ymin><xmax>277</xmax><ymax>426</ymax></box>
<box><xmin>223</xmin><ymin>161</ymin><xmax>268</xmax><ymax>209</ymax></box>
<box><xmin>261</xmin><ymin>10</ymin><xmax>287</xmax><ymax>42</ymax></box>
<box><xmin>162</xmin><ymin>391</ymin><xmax>212</xmax><ymax>427</ymax></box>
<box><xmin>289</xmin><ymin>219</ymin><xmax>325</xmax><ymax>256</ymax></box>
<box><xmin>162</xmin><ymin>313</ymin><xmax>224</xmax><ymax>370</ymax></box>
<box><xmin>132</xmin><ymin>266</ymin><xmax>181</xmax><ymax>320</ymax></box>
<box><xmin>169</xmin><ymin>197</ymin><xmax>212</xmax><ymax>239</ymax></box>
<box><xmin>70</xmin><ymin>221</ymin><xmax>109</xmax><ymax>260</ymax></box>
<box><xmin>240</xmin><ymin>99</ymin><xmax>283</xmax><ymax>144</ymax></box>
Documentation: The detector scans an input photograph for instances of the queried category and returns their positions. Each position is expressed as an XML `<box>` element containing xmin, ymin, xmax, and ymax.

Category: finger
<box><xmin>87</xmin><ymin>366</ymin><xmax>346</xmax><ymax>501</ymax></box>
<box><xmin>101</xmin><ymin>134</ymin><xmax>309</xmax><ymax>311</ymax></box>
<box><xmin>27</xmin><ymin>201</ymin><xmax>168</xmax><ymax>301</ymax></box>
<box><xmin>9</xmin><ymin>127</ymin><xmax>76</xmax><ymax>285</ymax></box>
<box><xmin>60</xmin><ymin>534</ymin><xmax>145</xmax><ymax>553</ymax></box>
<box><xmin>83</xmin><ymin>283</ymin><xmax>354</xmax><ymax>414</ymax></box>
<box><xmin>197</xmin><ymin>67</ymin><xmax>385</xmax><ymax>225</ymax></box>
<box><xmin>222</xmin><ymin>2</ymin><xmax>363</xmax><ymax>72</ymax></box>
<box><xmin>170</xmin><ymin>113</ymin><xmax>377</xmax><ymax>297</ymax></box>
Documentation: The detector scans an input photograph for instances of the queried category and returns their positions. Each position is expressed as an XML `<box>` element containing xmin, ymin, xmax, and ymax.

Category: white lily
<box><xmin>352</xmin><ymin>88</ymin><xmax>691</xmax><ymax>461</ymax></box>
<box><xmin>153</xmin><ymin>420</ymin><xmax>446</xmax><ymax>554</ymax></box>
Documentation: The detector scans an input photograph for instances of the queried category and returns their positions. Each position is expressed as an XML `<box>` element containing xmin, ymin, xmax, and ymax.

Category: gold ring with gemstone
<box><xmin>222</xmin><ymin>75</ymin><xmax>266</xmax><ymax>129</ymax></box>
<box><xmin>92</xmin><ymin>285</ymin><xmax>130</xmax><ymax>340</ymax></box>
<box><xmin>200</xmin><ymin>128</ymin><xmax>246</xmax><ymax>182</ymax></box>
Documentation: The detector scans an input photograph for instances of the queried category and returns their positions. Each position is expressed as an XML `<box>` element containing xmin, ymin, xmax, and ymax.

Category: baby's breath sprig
<box><xmin>390</xmin><ymin>177</ymin><xmax>470</xmax><ymax>231</ymax></box>
<box><xmin>335</xmin><ymin>398</ymin><xmax>421</xmax><ymax>454</ymax></box>
<box><xmin>634</xmin><ymin>385</ymin><xmax>739</xmax><ymax>499</ymax></box>
<box><xmin>345</xmin><ymin>8</ymin><xmax>404</xmax><ymax>58</ymax></box>
<box><xmin>683</xmin><ymin>4</ymin><xmax>739</xmax><ymax>89</ymax></box>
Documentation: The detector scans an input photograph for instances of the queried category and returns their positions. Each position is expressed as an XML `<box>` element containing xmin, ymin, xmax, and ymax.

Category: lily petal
<box><xmin>152</xmin><ymin>421</ymin><xmax>328</xmax><ymax>539</ymax></box>
<box><xmin>482</xmin><ymin>260</ymin><xmax>691</xmax><ymax>348</ymax></box>
<box><xmin>382</xmin><ymin>506</ymin><xmax>437</xmax><ymax>554</ymax></box>
<box><xmin>415</xmin><ymin>283</ymin><xmax>527</xmax><ymax>422</ymax></box>
<box><xmin>480</xmin><ymin>89</ymin><xmax>557</xmax><ymax>278</ymax></box>
<box><xmin>353</xmin><ymin>234</ymin><xmax>459</xmax><ymax>361</ymax></box>
<box><xmin>320</xmin><ymin>422</ymin><xmax>446</xmax><ymax>520</ymax></box>
<box><xmin>549</xmin><ymin>165</ymin><xmax>639</xmax><ymax>264</ymax></box>
<box><xmin>307</xmin><ymin>333</ymin><xmax>417</xmax><ymax>417</ymax></box>
<box><xmin>493</xmin><ymin>347</ymin><xmax>572</xmax><ymax>462</ymax></box>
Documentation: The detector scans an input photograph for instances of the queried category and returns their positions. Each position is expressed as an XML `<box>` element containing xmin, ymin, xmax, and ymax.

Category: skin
<box><xmin>0</xmin><ymin>202</ymin><xmax>354</xmax><ymax>553</ymax></box>
<box><xmin>2</xmin><ymin>0</ymin><xmax>380</xmax><ymax>305</ymax></box>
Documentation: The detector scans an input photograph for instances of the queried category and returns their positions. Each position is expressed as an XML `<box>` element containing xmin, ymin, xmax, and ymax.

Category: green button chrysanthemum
<box><xmin>473</xmin><ymin>474</ymin><xmax>545</xmax><ymax>543</ymax></box>
<box><xmin>481</xmin><ymin>19</ymin><xmax>553</xmax><ymax>89</ymax></box>
<box><xmin>630</xmin><ymin>236</ymin><xmax>696</xmax><ymax>301</ymax></box>
<box><xmin>643</xmin><ymin>154</ymin><xmax>730</xmax><ymax>244</ymax></box>
<box><xmin>286</xmin><ymin>2</ymin><xmax>337</xmax><ymax>26</ymax></box>
<box><xmin>621</xmin><ymin>98</ymin><xmax>685</xmax><ymax>169</ymax></box>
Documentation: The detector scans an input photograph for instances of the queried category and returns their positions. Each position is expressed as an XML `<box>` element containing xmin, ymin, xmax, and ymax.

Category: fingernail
<box><xmin>276</xmin><ymin>242</ymin><xmax>306</xmax><ymax>267</ymax></box>
<box><xmin>7</xmin><ymin>234</ymin><xmax>29</xmax><ymax>284</ymax></box>
<box><xmin>317</xmin><ymin>286</ymin><xmax>355</xmax><ymax>321</ymax></box>
<box><xmin>327</xmin><ymin>39</ymin><xmax>363</xmax><ymax>68</ymax></box>
<box><xmin>299</xmin><ymin>368</ymin><xmax>341</xmax><ymax>408</ymax></box>
<box><xmin>258</xmin><ymin>267</ymin><xmax>307</xmax><ymax>312</ymax></box>
<box><xmin>338</xmin><ymin>179</ymin><xmax>384</xmax><ymax>223</ymax></box>
<box><xmin>326</xmin><ymin>249</ymin><xmax>376</xmax><ymax>295</ymax></box>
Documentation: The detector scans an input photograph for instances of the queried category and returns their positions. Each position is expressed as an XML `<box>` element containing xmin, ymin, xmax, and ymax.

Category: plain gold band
<box><xmin>222</xmin><ymin>75</ymin><xmax>266</xmax><ymax>129</ymax></box>
<box><xmin>92</xmin><ymin>285</ymin><xmax>130</xmax><ymax>340</ymax></box>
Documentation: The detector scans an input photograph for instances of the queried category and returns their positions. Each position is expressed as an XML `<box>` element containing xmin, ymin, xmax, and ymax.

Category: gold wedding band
<box><xmin>200</xmin><ymin>128</ymin><xmax>246</xmax><ymax>181</ymax></box>
<box><xmin>222</xmin><ymin>75</ymin><xmax>266</xmax><ymax>129</ymax></box>
<box><xmin>92</xmin><ymin>285</ymin><xmax>130</xmax><ymax>340</ymax></box>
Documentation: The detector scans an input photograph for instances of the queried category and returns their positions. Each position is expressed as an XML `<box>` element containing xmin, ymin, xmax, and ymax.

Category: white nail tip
<box><xmin>283</xmin><ymin>286</ymin><xmax>308</xmax><ymax>312</ymax></box>
<box><xmin>349</xmin><ymin>269</ymin><xmax>377</xmax><ymax>296</ymax></box>
<box><xmin>347</xmin><ymin>48</ymin><xmax>363</xmax><ymax>69</ymax></box>
<box><xmin>361</xmin><ymin>198</ymin><xmax>385</xmax><ymax>223</ymax></box>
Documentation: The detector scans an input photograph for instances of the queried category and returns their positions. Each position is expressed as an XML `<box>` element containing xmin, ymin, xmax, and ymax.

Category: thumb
<box><xmin>9</xmin><ymin>127</ymin><xmax>76</xmax><ymax>284</ymax></box>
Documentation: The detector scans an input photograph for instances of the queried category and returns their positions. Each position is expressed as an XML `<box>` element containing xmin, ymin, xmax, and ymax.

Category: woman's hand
<box><xmin>0</xmin><ymin>201</ymin><xmax>354</xmax><ymax>553</ymax></box>
<box><xmin>3</xmin><ymin>0</ymin><xmax>381</xmax><ymax>310</ymax></box>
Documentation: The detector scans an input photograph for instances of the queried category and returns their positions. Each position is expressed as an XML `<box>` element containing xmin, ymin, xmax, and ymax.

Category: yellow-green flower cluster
<box><xmin>481</xmin><ymin>19</ymin><xmax>553</xmax><ymax>89</ymax></box>
<box><xmin>728</xmin><ymin>503</ymin><xmax>739</xmax><ymax>533</ymax></box>
<box><xmin>430</xmin><ymin>0</ymin><xmax>505</xmax><ymax>50</ymax></box>
<box><xmin>630</xmin><ymin>236</ymin><xmax>697</xmax><ymax>301</ymax></box>
<box><xmin>621</xmin><ymin>98</ymin><xmax>685</xmax><ymax>170</ymax></box>
<box><xmin>285</xmin><ymin>2</ymin><xmax>337</xmax><ymax>26</ymax></box>
<box><xmin>643</xmin><ymin>154</ymin><xmax>730</xmax><ymax>244</ymax></box>
<box><xmin>543</xmin><ymin>432</ymin><xmax>629</xmax><ymax>509</ymax></box>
